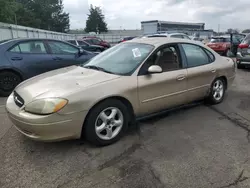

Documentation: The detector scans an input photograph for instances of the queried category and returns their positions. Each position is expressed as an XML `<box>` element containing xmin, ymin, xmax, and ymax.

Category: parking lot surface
<box><xmin>1</xmin><ymin>69</ymin><xmax>250</xmax><ymax>188</ymax></box>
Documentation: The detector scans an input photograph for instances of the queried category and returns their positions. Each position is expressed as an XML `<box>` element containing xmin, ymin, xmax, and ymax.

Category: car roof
<box><xmin>126</xmin><ymin>37</ymin><xmax>201</xmax><ymax>47</ymax></box>
<box><xmin>1</xmin><ymin>38</ymin><xmax>71</xmax><ymax>43</ymax></box>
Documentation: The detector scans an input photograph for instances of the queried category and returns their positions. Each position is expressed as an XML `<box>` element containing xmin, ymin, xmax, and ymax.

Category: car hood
<box><xmin>15</xmin><ymin>66</ymin><xmax>120</xmax><ymax>103</ymax></box>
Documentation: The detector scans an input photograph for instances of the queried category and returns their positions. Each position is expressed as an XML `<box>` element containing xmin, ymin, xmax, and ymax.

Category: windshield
<box><xmin>83</xmin><ymin>43</ymin><xmax>154</xmax><ymax>75</ymax></box>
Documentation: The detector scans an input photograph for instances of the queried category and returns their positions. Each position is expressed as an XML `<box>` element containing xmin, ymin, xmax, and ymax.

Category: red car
<box><xmin>206</xmin><ymin>36</ymin><xmax>231</xmax><ymax>56</ymax></box>
<box><xmin>83</xmin><ymin>37</ymin><xmax>111</xmax><ymax>49</ymax></box>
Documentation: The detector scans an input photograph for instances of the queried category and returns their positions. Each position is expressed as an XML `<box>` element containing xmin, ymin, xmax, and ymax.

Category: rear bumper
<box><xmin>236</xmin><ymin>52</ymin><xmax>250</xmax><ymax>66</ymax></box>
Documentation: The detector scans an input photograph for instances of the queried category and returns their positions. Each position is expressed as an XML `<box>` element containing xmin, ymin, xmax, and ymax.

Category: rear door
<box><xmin>5</xmin><ymin>40</ymin><xmax>53</xmax><ymax>78</ymax></box>
<box><xmin>180</xmin><ymin>43</ymin><xmax>216</xmax><ymax>102</ymax></box>
<box><xmin>46</xmin><ymin>40</ymin><xmax>90</xmax><ymax>68</ymax></box>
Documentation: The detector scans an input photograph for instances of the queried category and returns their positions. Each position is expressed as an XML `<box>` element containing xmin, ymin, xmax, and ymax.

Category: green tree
<box><xmin>0</xmin><ymin>0</ymin><xmax>18</xmax><ymax>24</ymax></box>
<box><xmin>50</xmin><ymin>0</ymin><xmax>70</xmax><ymax>32</ymax></box>
<box><xmin>0</xmin><ymin>0</ymin><xmax>70</xmax><ymax>32</ymax></box>
<box><xmin>85</xmin><ymin>5</ymin><xmax>108</xmax><ymax>34</ymax></box>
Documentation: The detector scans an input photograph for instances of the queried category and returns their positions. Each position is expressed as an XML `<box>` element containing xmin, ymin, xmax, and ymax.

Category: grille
<box><xmin>13</xmin><ymin>91</ymin><xmax>25</xmax><ymax>108</ymax></box>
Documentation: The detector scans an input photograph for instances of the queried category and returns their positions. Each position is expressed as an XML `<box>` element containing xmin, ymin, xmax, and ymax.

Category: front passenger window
<box><xmin>48</xmin><ymin>41</ymin><xmax>78</xmax><ymax>54</ymax></box>
<box><xmin>154</xmin><ymin>46</ymin><xmax>181</xmax><ymax>72</ymax></box>
<box><xmin>142</xmin><ymin>45</ymin><xmax>181</xmax><ymax>73</ymax></box>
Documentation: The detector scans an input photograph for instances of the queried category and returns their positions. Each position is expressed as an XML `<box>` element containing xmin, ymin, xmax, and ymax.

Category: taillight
<box><xmin>238</xmin><ymin>43</ymin><xmax>249</xmax><ymax>49</ymax></box>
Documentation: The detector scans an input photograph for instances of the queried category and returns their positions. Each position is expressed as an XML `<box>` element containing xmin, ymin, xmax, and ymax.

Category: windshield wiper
<box><xmin>84</xmin><ymin>65</ymin><xmax>114</xmax><ymax>74</ymax></box>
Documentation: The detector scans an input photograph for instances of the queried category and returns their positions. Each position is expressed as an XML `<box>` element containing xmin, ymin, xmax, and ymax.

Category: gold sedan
<box><xmin>6</xmin><ymin>38</ymin><xmax>236</xmax><ymax>146</ymax></box>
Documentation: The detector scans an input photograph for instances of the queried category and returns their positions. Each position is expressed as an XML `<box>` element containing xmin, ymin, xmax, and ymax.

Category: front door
<box><xmin>180</xmin><ymin>43</ymin><xmax>216</xmax><ymax>102</ymax></box>
<box><xmin>137</xmin><ymin>44</ymin><xmax>188</xmax><ymax>116</ymax></box>
<box><xmin>46</xmin><ymin>40</ymin><xmax>90</xmax><ymax>69</ymax></box>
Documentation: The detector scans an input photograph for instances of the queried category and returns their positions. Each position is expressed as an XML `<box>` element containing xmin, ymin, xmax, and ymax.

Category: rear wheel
<box><xmin>237</xmin><ymin>63</ymin><xmax>244</xmax><ymax>69</ymax></box>
<box><xmin>84</xmin><ymin>99</ymin><xmax>129</xmax><ymax>146</ymax></box>
<box><xmin>0</xmin><ymin>71</ymin><xmax>21</xmax><ymax>97</ymax></box>
<box><xmin>207</xmin><ymin>78</ymin><xmax>226</xmax><ymax>104</ymax></box>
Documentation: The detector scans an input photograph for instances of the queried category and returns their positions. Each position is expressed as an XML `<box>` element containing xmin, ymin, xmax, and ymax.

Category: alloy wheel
<box><xmin>95</xmin><ymin>107</ymin><xmax>124</xmax><ymax>140</ymax></box>
<box><xmin>213</xmin><ymin>80</ymin><xmax>224</xmax><ymax>101</ymax></box>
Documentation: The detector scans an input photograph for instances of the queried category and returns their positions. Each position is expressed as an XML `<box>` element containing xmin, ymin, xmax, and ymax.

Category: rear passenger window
<box><xmin>10</xmin><ymin>41</ymin><xmax>47</xmax><ymax>54</ymax></box>
<box><xmin>182</xmin><ymin>44</ymin><xmax>210</xmax><ymax>68</ymax></box>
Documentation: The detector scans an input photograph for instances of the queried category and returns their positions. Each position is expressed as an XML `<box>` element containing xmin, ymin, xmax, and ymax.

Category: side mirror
<box><xmin>148</xmin><ymin>65</ymin><xmax>162</xmax><ymax>74</ymax></box>
<box><xmin>78</xmin><ymin>48</ymin><xmax>85</xmax><ymax>55</ymax></box>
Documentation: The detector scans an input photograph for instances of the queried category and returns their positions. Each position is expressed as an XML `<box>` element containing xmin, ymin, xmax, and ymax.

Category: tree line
<box><xmin>0</xmin><ymin>0</ymin><xmax>69</xmax><ymax>32</ymax></box>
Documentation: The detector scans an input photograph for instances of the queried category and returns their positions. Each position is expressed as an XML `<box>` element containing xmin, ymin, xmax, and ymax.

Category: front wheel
<box><xmin>84</xmin><ymin>99</ymin><xmax>129</xmax><ymax>146</ymax></box>
<box><xmin>237</xmin><ymin>63</ymin><xmax>244</xmax><ymax>69</ymax></box>
<box><xmin>0</xmin><ymin>71</ymin><xmax>22</xmax><ymax>97</ymax></box>
<box><xmin>207</xmin><ymin>78</ymin><xmax>226</xmax><ymax>104</ymax></box>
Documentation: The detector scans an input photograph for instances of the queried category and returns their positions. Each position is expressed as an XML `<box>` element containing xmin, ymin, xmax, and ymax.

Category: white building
<box><xmin>141</xmin><ymin>20</ymin><xmax>214</xmax><ymax>38</ymax></box>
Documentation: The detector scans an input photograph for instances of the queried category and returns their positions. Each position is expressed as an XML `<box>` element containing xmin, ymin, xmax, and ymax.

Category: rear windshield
<box><xmin>210</xmin><ymin>38</ymin><xmax>230</xmax><ymax>43</ymax></box>
<box><xmin>242</xmin><ymin>35</ymin><xmax>250</xmax><ymax>44</ymax></box>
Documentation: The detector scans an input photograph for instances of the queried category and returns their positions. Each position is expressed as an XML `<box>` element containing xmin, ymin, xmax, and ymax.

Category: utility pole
<box><xmin>218</xmin><ymin>24</ymin><xmax>220</xmax><ymax>34</ymax></box>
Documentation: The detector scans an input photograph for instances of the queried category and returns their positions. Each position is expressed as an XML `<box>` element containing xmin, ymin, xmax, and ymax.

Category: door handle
<box><xmin>53</xmin><ymin>57</ymin><xmax>63</xmax><ymax>61</ymax></box>
<box><xmin>176</xmin><ymin>75</ymin><xmax>186</xmax><ymax>81</ymax></box>
<box><xmin>11</xmin><ymin>57</ymin><xmax>23</xmax><ymax>61</ymax></box>
<box><xmin>211</xmin><ymin>69</ymin><xmax>216</xmax><ymax>73</ymax></box>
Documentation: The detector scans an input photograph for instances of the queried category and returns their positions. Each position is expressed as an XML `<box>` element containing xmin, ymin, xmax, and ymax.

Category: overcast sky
<box><xmin>64</xmin><ymin>0</ymin><xmax>250</xmax><ymax>31</ymax></box>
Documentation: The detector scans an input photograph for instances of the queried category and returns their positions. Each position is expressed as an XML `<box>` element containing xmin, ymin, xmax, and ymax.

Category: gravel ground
<box><xmin>0</xmin><ymin>69</ymin><xmax>250</xmax><ymax>188</ymax></box>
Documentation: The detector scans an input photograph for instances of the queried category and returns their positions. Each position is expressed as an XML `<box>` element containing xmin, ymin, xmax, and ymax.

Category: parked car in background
<box><xmin>236</xmin><ymin>34</ymin><xmax>250</xmax><ymax>69</ymax></box>
<box><xmin>207</xmin><ymin>36</ymin><xmax>241</xmax><ymax>56</ymax></box>
<box><xmin>0</xmin><ymin>38</ymin><xmax>95</xmax><ymax>96</ymax></box>
<box><xmin>206</xmin><ymin>36</ymin><xmax>231</xmax><ymax>56</ymax></box>
<box><xmin>83</xmin><ymin>37</ymin><xmax>111</xmax><ymax>49</ymax></box>
<box><xmin>6</xmin><ymin>38</ymin><xmax>235</xmax><ymax>146</ymax></box>
<box><xmin>67</xmin><ymin>39</ymin><xmax>105</xmax><ymax>52</ymax></box>
<box><xmin>118</xmin><ymin>36</ymin><xmax>136</xmax><ymax>43</ymax></box>
<box><xmin>145</xmin><ymin>33</ymin><xmax>192</xmax><ymax>40</ymax></box>
<box><xmin>191</xmin><ymin>37</ymin><xmax>203</xmax><ymax>42</ymax></box>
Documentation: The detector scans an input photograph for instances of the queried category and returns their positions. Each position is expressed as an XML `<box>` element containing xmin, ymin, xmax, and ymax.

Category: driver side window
<box><xmin>47</xmin><ymin>41</ymin><xmax>78</xmax><ymax>54</ymax></box>
<box><xmin>139</xmin><ymin>45</ymin><xmax>182</xmax><ymax>75</ymax></box>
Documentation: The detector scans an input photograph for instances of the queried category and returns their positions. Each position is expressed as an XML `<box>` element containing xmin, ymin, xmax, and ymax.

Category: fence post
<box><xmin>10</xmin><ymin>26</ymin><xmax>14</xmax><ymax>39</ymax></box>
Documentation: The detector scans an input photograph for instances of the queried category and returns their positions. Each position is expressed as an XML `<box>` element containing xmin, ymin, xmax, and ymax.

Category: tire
<box><xmin>0</xmin><ymin>71</ymin><xmax>22</xmax><ymax>97</ymax></box>
<box><xmin>237</xmin><ymin>64</ymin><xmax>244</xmax><ymax>69</ymax></box>
<box><xmin>207</xmin><ymin>78</ymin><xmax>226</xmax><ymax>104</ymax></box>
<box><xmin>84</xmin><ymin>99</ymin><xmax>129</xmax><ymax>146</ymax></box>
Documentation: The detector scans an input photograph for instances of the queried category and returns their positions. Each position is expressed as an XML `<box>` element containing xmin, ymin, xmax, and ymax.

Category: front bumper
<box><xmin>6</xmin><ymin>94</ymin><xmax>88</xmax><ymax>141</ymax></box>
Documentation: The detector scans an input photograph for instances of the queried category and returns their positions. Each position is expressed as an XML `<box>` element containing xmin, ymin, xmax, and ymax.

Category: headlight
<box><xmin>25</xmin><ymin>98</ymin><xmax>68</xmax><ymax>115</ymax></box>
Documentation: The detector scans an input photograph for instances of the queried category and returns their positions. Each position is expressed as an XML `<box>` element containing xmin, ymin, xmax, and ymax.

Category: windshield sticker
<box><xmin>132</xmin><ymin>48</ymin><xmax>141</xmax><ymax>58</ymax></box>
